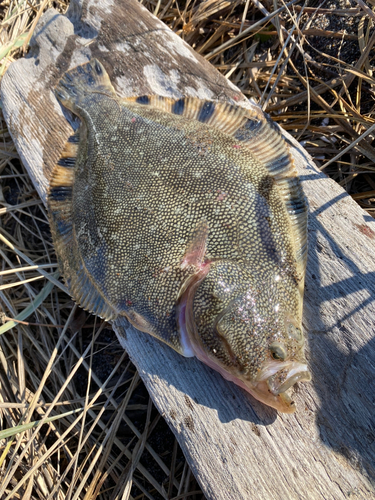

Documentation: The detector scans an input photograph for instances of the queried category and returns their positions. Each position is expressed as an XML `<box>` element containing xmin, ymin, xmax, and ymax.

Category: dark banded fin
<box><xmin>48</xmin><ymin>130</ymin><xmax>76</xmax><ymax>249</ymax></box>
<box><xmin>135</xmin><ymin>96</ymin><xmax>150</xmax><ymax>105</ymax></box>
<box><xmin>55</xmin><ymin>59</ymin><xmax>116</xmax><ymax>113</ymax></box>
<box><xmin>57</xmin><ymin>157</ymin><xmax>74</xmax><ymax>168</ymax></box>
<box><xmin>68</xmin><ymin>132</ymin><xmax>79</xmax><ymax>144</ymax></box>
<box><xmin>122</xmin><ymin>96</ymin><xmax>249</xmax><ymax>127</ymax></box>
<box><xmin>121</xmin><ymin>95</ymin><xmax>256</xmax><ymax>134</ymax></box>
<box><xmin>49</xmin><ymin>186</ymin><xmax>72</xmax><ymax>201</ymax></box>
<box><xmin>197</xmin><ymin>101</ymin><xmax>215</xmax><ymax>122</ymax></box>
<box><xmin>171</xmin><ymin>98</ymin><xmax>185</xmax><ymax>115</ymax></box>
<box><xmin>48</xmin><ymin>130</ymin><xmax>117</xmax><ymax>321</ymax></box>
<box><xmin>48</xmin><ymin>156</ymin><xmax>75</xmax><ymax>258</ymax></box>
<box><xmin>56</xmin><ymin>131</ymin><xmax>80</xmax><ymax>168</ymax></box>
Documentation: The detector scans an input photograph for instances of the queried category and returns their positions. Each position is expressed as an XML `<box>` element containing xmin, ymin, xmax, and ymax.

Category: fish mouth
<box><xmin>242</xmin><ymin>380</ymin><xmax>297</xmax><ymax>413</ymax></box>
<box><xmin>215</xmin><ymin>362</ymin><xmax>311</xmax><ymax>414</ymax></box>
<box><xmin>267</xmin><ymin>362</ymin><xmax>312</xmax><ymax>395</ymax></box>
<box><xmin>251</xmin><ymin>360</ymin><xmax>312</xmax><ymax>413</ymax></box>
<box><xmin>184</xmin><ymin>336</ymin><xmax>311</xmax><ymax>413</ymax></box>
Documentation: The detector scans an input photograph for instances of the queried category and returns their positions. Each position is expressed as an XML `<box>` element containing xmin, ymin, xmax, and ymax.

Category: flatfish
<box><xmin>48</xmin><ymin>59</ymin><xmax>311</xmax><ymax>412</ymax></box>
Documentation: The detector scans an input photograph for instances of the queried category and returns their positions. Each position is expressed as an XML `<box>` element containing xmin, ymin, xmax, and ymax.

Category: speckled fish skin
<box><xmin>49</xmin><ymin>59</ymin><xmax>311</xmax><ymax>413</ymax></box>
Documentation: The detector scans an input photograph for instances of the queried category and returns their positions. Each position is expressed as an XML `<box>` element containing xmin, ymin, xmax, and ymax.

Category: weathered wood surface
<box><xmin>1</xmin><ymin>1</ymin><xmax>375</xmax><ymax>498</ymax></box>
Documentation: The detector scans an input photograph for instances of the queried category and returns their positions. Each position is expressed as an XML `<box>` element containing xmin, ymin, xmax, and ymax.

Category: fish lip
<box><xmin>273</xmin><ymin>364</ymin><xmax>311</xmax><ymax>395</ymax></box>
<box><xmin>249</xmin><ymin>381</ymin><xmax>297</xmax><ymax>413</ymax></box>
<box><xmin>247</xmin><ymin>359</ymin><xmax>311</xmax><ymax>412</ymax></box>
<box><xmin>259</xmin><ymin>360</ymin><xmax>311</xmax><ymax>396</ymax></box>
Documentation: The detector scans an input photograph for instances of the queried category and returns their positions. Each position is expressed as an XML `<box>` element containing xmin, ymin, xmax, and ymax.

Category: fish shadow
<box><xmin>308</xmin><ymin>329</ymin><xmax>375</xmax><ymax>484</ymax></box>
<box><xmin>300</xmin><ymin>154</ymin><xmax>375</xmax><ymax>484</ymax></box>
<box><xmin>123</xmin><ymin>325</ymin><xmax>279</xmax><ymax>427</ymax></box>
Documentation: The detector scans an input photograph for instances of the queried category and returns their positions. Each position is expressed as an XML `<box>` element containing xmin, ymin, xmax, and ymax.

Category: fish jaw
<box><xmin>253</xmin><ymin>359</ymin><xmax>312</xmax><ymax>413</ymax></box>
<box><xmin>186</xmin><ymin>337</ymin><xmax>310</xmax><ymax>413</ymax></box>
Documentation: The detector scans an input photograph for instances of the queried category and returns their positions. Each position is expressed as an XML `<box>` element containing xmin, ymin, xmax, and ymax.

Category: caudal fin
<box><xmin>55</xmin><ymin>59</ymin><xmax>116</xmax><ymax>113</ymax></box>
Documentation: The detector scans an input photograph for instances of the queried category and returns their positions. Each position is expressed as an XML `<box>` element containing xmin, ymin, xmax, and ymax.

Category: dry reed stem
<box><xmin>1</xmin><ymin>0</ymin><xmax>375</xmax><ymax>498</ymax></box>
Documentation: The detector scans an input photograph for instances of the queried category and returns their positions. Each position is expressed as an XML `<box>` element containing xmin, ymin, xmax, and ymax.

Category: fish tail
<box><xmin>55</xmin><ymin>59</ymin><xmax>117</xmax><ymax>113</ymax></box>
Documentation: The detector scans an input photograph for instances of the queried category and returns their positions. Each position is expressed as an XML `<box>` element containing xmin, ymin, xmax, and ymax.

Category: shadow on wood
<box><xmin>306</xmin><ymin>198</ymin><xmax>375</xmax><ymax>483</ymax></box>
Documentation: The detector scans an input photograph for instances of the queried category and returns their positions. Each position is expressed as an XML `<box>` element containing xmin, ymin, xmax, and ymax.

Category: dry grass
<box><xmin>0</xmin><ymin>0</ymin><xmax>374</xmax><ymax>498</ymax></box>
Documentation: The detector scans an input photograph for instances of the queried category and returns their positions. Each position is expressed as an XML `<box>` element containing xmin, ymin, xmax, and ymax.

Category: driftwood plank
<box><xmin>1</xmin><ymin>1</ymin><xmax>375</xmax><ymax>498</ymax></box>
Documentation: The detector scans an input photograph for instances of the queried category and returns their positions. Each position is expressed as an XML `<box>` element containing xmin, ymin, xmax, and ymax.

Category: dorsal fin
<box><xmin>48</xmin><ymin>130</ymin><xmax>117</xmax><ymax>321</ymax></box>
<box><xmin>123</xmin><ymin>95</ymin><xmax>308</xmax><ymax>288</ymax></box>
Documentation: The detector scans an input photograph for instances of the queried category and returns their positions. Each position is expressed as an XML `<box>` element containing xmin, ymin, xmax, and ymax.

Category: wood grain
<box><xmin>1</xmin><ymin>1</ymin><xmax>375</xmax><ymax>498</ymax></box>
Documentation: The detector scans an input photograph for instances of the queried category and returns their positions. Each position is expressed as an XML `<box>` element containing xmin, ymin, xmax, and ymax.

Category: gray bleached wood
<box><xmin>1</xmin><ymin>1</ymin><xmax>375</xmax><ymax>498</ymax></box>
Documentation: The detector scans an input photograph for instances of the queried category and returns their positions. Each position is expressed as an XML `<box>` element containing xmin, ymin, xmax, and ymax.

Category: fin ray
<box><xmin>48</xmin><ymin>131</ymin><xmax>117</xmax><ymax>321</ymax></box>
<box><xmin>55</xmin><ymin>59</ymin><xmax>116</xmax><ymax>113</ymax></box>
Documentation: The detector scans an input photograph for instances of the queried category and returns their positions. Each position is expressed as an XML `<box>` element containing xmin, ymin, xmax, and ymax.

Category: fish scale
<box><xmin>48</xmin><ymin>59</ymin><xmax>311</xmax><ymax>413</ymax></box>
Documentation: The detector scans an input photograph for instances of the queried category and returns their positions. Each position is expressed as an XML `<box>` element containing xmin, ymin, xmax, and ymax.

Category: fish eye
<box><xmin>216</xmin><ymin>317</ymin><xmax>227</xmax><ymax>336</ymax></box>
<box><xmin>287</xmin><ymin>323</ymin><xmax>302</xmax><ymax>341</ymax></box>
<box><xmin>269</xmin><ymin>342</ymin><xmax>287</xmax><ymax>361</ymax></box>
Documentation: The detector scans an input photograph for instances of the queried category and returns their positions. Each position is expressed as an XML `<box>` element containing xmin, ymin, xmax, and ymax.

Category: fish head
<box><xmin>179</xmin><ymin>261</ymin><xmax>311</xmax><ymax>413</ymax></box>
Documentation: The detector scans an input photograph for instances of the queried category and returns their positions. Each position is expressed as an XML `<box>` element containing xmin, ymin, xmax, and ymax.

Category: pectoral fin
<box><xmin>180</xmin><ymin>220</ymin><xmax>209</xmax><ymax>270</ymax></box>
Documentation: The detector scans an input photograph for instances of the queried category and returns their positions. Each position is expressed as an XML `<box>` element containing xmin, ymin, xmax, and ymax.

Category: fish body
<box><xmin>49</xmin><ymin>59</ymin><xmax>311</xmax><ymax>412</ymax></box>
